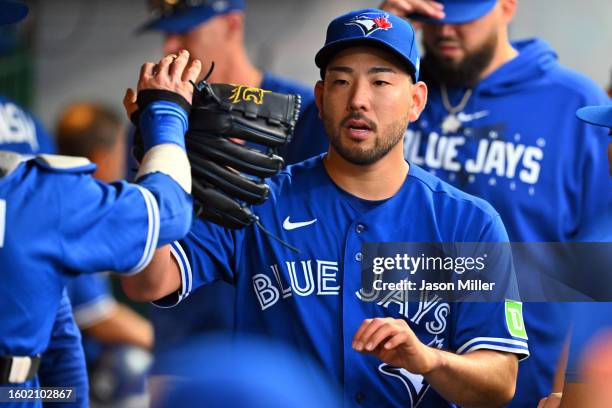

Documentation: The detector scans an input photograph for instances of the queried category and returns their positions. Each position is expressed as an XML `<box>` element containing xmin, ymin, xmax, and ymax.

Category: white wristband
<box><xmin>136</xmin><ymin>144</ymin><xmax>191</xmax><ymax>193</ymax></box>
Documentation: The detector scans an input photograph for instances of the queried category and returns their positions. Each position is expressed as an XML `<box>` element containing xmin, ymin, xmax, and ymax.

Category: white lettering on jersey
<box><xmin>482</xmin><ymin>140</ymin><xmax>506</xmax><ymax>176</ymax></box>
<box><xmin>377</xmin><ymin>289</ymin><xmax>410</xmax><ymax>318</ymax></box>
<box><xmin>519</xmin><ymin>146</ymin><xmax>542</xmax><ymax>184</ymax></box>
<box><xmin>410</xmin><ymin>292</ymin><xmax>441</xmax><ymax>325</ymax></box>
<box><xmin>255</xmin><ymin>260</ymin><xmax>340</xmax><ymax>309</ymax></box>
<box><xmin>442</xmin><ymin>136</ymin><xmax>464</xmax><ymax>171</ymax></box>
<box><xmin>287</xmin><ymin>260</ymin><xmax>315</xmax><ymax>296</ymax></box>
<box><xmin>505</xmin><ymin>143</ymin><xmax>525</xmax><ymax>178</ymax></box>
<box><xmin>0</xmin><ymin>102</ymin><xmax>38</xmax><ymax>151</ymax></box>
<box><xmin>356</xmin><ymin>282</ymin><xmax>381</xmax><ymax>301</ymax></box>
<box><xmin>465</xmin><ymin>139</ymin><xmax>489</xmax><ymax>173</ymax></box>
<box><xmin>317</xmin><ymin>261</ymin><xmax>340</xmax><ymax>295</ymax></box>
<box><xmin>405</xmin><ymin>129</ymin><xmax>544</xmax><ymax>185</ymax></box>
<box><xmin>424</xmin><ymin>132</ymin><xmax>444</xmax><ymax>169</ymax></box>
<box><xmin>252</xmin><ymin>274</ymin><xmax>280</xmax><ymax>310</ymax></box>
<box><xmin>270</xmin><ymin>264</ymin><xmax>292</xmax><ymax>299</ymax></box>
<box><xmin>0</xmin><ymin>199</ymin><xmax>5</xmax><ymax>247</ymax></box>
<box><xmin>425</xmin><ymin>303</ymin><xmax>450</xmax><ymax>335</ymax></box>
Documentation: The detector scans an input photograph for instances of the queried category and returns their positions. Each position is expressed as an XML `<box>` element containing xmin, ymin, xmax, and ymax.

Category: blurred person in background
<box><xmin>284</xmin><ymin>0</ymin><xmax>612</xmax><ymax>405</ymax></box>
<box><xmin>538</xmin><ymin>103</ymin><xmax>612</xmax><ymax>408</ymax></box>
<box><xmin>136</xmin><ymin>0</ymin><xmax>315</xmax><ymax>367</ymax></box>
<box><xmin>56</xmin><ymin>102</ymin><xmax>155</xmax><ymax>407</ymax></box>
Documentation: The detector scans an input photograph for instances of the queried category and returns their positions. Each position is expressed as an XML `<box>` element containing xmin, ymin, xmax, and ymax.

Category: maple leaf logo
<box><xmin>373</xmin><ymin>16</ymin><xmax>392</xmax><ymax>30</ymax></box>
<box><xmin>345</xmin><ymin>13</ymin><xmax>394</xmax><ymax>37</ymax></box>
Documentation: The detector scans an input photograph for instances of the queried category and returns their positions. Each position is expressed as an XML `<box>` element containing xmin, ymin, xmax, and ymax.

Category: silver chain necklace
<box><xmin>440</xmin><ymin>84</ymin><xmax>473</xmax><ymax>134</ymax></box>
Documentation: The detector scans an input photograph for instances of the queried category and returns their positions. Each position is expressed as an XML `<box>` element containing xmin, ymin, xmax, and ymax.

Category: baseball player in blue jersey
<box><xmin>285</xmin><ymin>1</ymin><xmax>612</xmax><ymax>405</ymax></box>
<box><xmin>137</xmin><ymin>0</ymin><xmax>316</xmax><ymax>360</ymax></box>
<box><xmin>0</xmin><ymin>3</ymin><xmax>89</xmax><ymax>406</ymax></box>
<box><xmin>124</xmin><ymin>9</ymin><xmax>529</xmax><ymax>407</ymax></box>
<box><xmin>0</xmin><ymin>4</ymin><xmax>201</xmax><ymax>400</ymax></box>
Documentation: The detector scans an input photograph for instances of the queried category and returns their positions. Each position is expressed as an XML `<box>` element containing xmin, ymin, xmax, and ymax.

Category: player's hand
<box><xmin>537</xmin><ymin>393</ymin><xmax>562</xmax><ymax>408</ymax></box>
<box><xmin>379</xmin><ymin>0</ymin><xmax>445</xmax><ymax>20</ymax></box>
<box><xmin>124</xmin><ymin>50</ymin><xmax>202</xmax><ymax>118</ymax></box>
<box><xmin>138</xmin><ymin>50</ymin><xmax>202</xmax><ymax>101</ymax></box>
<box><xmin>352</xmin><ymin>317</ymin><xmax>439</xmax><ymax>374</ymax></box>
<box><xmin>123</xmin><ymin>88</ymin><xmax>138</xmax><ymax>119</ymax></box>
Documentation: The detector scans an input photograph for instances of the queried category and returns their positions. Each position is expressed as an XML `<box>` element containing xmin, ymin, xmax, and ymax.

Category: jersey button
<box><xmin>355</xmin><ymin>252</ymin><xmax>363</xmax><ymax>262</ymax></box>
<box><xmin>355</xmin><ymin>392</ymin><xmax>365</xmax><ymax>404</ymax></box>
<box><xmin>355</xmin><ymin>223</ymin><xmax>365</xmax><ymax>233</ymax></box>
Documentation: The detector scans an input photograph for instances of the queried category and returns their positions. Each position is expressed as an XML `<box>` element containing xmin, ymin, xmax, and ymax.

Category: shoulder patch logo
<box><xmin>345</xmin><ymin>13</ymin><xmax>393</xmax><ymax>37</ymax></box>
<box><xmin>505</xmin><ymin>300</ymin><xmax>528</xmax><ymax>339</ymax></box>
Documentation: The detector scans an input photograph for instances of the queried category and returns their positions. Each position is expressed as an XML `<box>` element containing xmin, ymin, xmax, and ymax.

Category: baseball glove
<box><xmin>132</xmin><ymin>73</ymin><xmax>301</xmax><ymax>229</ymax></box>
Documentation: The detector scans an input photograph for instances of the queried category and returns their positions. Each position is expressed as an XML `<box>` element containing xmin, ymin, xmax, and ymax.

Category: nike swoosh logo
<box><xmin>457</xmin><ymin>110</ymin><xmax>489</xmax><ymax>123</ymax></box>
<box><xmin>283</xmin><ymin>216</ymin><xmax>317</xmax><ymax>230</ymax></box>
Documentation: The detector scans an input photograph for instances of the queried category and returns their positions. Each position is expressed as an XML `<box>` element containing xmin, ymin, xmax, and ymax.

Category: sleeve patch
<box><xmin>505</xmin><ymin>300</ymin><xmax>528</xmax><ymax>340</ymax></box>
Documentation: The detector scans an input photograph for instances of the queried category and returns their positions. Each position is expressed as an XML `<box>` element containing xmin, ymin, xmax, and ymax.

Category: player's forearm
<box><xmin>84</xmin><ymin>304</ymin><xmax>154</xmax><ymax>351</ymax></box>
<box><xmin>121</xmin><ymin>246</ymin><xmax>181</xmax><ymax>302</ymax></box>
<box><xmin>424</xmin><ymin>349</ymin><xmax>518</xmax><ymax>407</ymax></box>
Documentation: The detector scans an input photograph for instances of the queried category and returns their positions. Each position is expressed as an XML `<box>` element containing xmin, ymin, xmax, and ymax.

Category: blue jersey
<box><xmin>160</xmin><ymin>155</ymin><xmax>529</xmax><ymax>407</ymax></box>
<box><xmin>150</xmin><ymin>72</ymin><xmax>314</xmax><ymax>355</ymax></box>
<box><xmin>38</xmin><ymin>291</ymin><xmax>88</xmax><ymax>408</ymax></box>
<box><xmin>0</xmin><ymin>151</ymin><xmax>187</xmax><ymax>403</ymax></box>
<box><xmin>0</xmin><ymin>97</ymin><xmax>88</xmax><ymax>406</ymax></box>
<box><xmin>0</xmin><ymin>96</ymin><xmax>56</xmax><ymax>154</ymax></box>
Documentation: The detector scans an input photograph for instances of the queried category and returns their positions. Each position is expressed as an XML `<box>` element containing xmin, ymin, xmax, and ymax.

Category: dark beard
<box><xmin>421</xmin><ymin>32</ymin><xmax>497</xmax><ymax>88</ymax></box>
<box><xmin>322</xmin><ymin>112</ymin><xmax>406</xmax><ymax>166</ymax></box>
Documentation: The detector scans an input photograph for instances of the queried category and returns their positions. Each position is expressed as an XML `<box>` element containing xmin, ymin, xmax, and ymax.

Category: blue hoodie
<box><xmin>405</xmin><ymin>38</ymin><xmax>611</xmax><ymax>406</ymax></box>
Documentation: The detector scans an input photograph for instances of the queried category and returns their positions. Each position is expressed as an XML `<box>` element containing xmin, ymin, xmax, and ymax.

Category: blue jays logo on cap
<box><xmin>315</xmin><ymin>8</ymin><xmax>420</xmax><ymax>82</ymax></box>
<box><xmin>344</xmin><ymin>12</ymin><xmax>393</xmax><ymax>37</ymax></box>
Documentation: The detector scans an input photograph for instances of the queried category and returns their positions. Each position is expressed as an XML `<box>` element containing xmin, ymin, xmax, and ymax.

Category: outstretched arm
<box><xmin>353</xmin><ymin>317</ymin><xmax>518</xmax><ymax>407</ymax></box>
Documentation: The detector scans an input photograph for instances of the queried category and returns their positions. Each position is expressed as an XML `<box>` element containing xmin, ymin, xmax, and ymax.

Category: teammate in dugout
<box><xmin>0</xmin><ymin>3</ymin><xmax>87</xmax><ymax>406</ymax></box>
<box><xmin>137</xmin><ymin>0</ymin><xmax>316</xmax><ymax>357</ymax></box>
<box><xmin>0</xmin><ymin>8</ymin><xmax>201</xmax><ymax>402</ymax></box>
<box><xmin>122</xmin><ymin>9</ymin><xmax>529</xmax><ymax>407</ymax></box>
<box><xmin>284</xmin><ymin>0</ymin><xmax>612</xmax><ymax>405</ymax></box>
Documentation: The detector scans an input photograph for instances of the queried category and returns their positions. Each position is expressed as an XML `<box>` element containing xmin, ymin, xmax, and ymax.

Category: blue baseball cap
<box><xmin>577</xmin><ymin>105</ymin><xmax>612</xmax><ymax>128</ymax></box>
<box><xmin>315</xmin><ymin>8</ymin><xmax>420</xmax><ymax>82</ymax></box>
<box><xmin>410</xmin><ymin>0</ymin><xmax>497</xmax><ymax>24</ymax></box>
<box><xmin>0</xmin><ymin>0</ymin><xmax>28</xmax><ymax>25</ymax></box>
<box><xmin>138</xmin><ymin>0</ymin><xmax>244</xmax><ymax>34</ymax></box>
